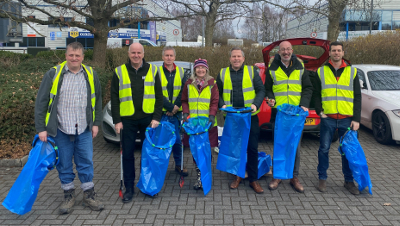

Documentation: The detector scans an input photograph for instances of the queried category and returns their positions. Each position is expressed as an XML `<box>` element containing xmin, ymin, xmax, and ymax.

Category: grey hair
<box><xmin>66</xmin><ymin>42</ymin><xmax>84</xmax><ymax>55</ymax></box>
<box><xmin>162</xmin><ymin>46</ymin><xmax>176</xmax><ymax>56</ymax></box>
<box><xmin>229</xmin><ymin>47</ymin><xmax>245</xmax><ymax>57</ymax></box>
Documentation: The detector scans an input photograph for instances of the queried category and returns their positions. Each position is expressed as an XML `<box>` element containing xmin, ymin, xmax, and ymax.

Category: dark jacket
<box><xmin>312</xmin><ymin>61</ymin><xmax>362</xmax><ymax>122</ymax></box>
<box><xmin>110</xmin><ymin>59</ymin><xmax>163</xmax><ymax>124</ymax></box>
<box><xmin>35</xmin><ymin>64</ymin><xmax>102</xmax><ymax>137</ymax></box>
<box><xmin>161</xmin><ymin>64</ymin><xmax>188</xmax><ymax>112</ymax></box>
<box><xmin>181</xmin><ymin>75</ymin><xmax>219</xmax><ymax>117</ymax></box>
<box><xmin>216</xmin><ymin>64</ymin><xmax>266</xmax><ymax>109</ymax></box>
<box><xmin>264</xmin><ymin>54</ymin><xmax>313</xmax><ymax>108</ymax></box>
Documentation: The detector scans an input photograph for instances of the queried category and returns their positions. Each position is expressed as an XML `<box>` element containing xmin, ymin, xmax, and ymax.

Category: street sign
<box><xmin>173</xmin><ymin>29</ymin><xmax>179</xmax><ymax>36</ymax></box>
<box><xmin>310</xmin><ymin>32</ymin><xmax>317</xmax><ymax>38</ymax></box>
<box><xmin>49</xmin><ymin>32</ymin><xmax>55</xmax><ymax>40</ymax></box>
<box><xmin>125</xmin><ymin>40</ymin><xmax>130</xmax><ymax>45</ymax></box>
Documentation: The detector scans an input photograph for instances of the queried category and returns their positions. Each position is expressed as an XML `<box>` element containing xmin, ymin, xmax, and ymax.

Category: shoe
<box><xmin>229</xmin><ymin>176</ymin><xmax>242</xmax><ymax>189</ymax></box>
<box><xmin>175</xmin><ymin>165</ymin><xmax>189</xmax><ymax>177</ymax></box>
<box><xmin>193</xmin><ymin>167</ymin><xmax>202</xmax><ymax>190</ymax></box>
<box><xmin>122</xmin><ymin>187</ymin><xmax>134</xmax><ymax>203</ymax></box>
<box><xmin>268</xmin><ymin>178</ymin><xmax>282</xmax><ymax>190</ymax></box>
<box><xmin>82</xmin><ymin>188</ymin><xmax>104</xmax><ymax>211</ymax></box>
<box><xmin>344</xmin><ymin>181</ymin><xmax>360</xmax><ymax>195</ymax></box>
<box><xmin>290</xmin><ymin>177</ymin><xmax>304</xmax><ymax>193</ymax></box>
<box><xmin>317</xmin><ymin>179</ymin><xmax>326</xmax><ymax>192</ymax></box>
<box><xmin>213</xmin><ymin>147</ymin><xmax>219</xmax><ymax>154</ymax></box>
<box><xmin>249</xmin><ymin>181</ymin><xmax>264</xmax><ymax>194</ymax></box>
<box><xmin>59</xmin><ymin>189</ymin><xmax>75</xmax><ymax>215</ymax></box>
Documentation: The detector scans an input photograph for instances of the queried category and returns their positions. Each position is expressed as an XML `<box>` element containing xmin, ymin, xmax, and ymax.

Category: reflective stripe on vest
<box><xmin>159</xmin><ymin>66</ymin><xmax>184</xmax><ymax>111</ymax></box>
<box><xmin>45</xmin><ymin>61</ymin><xmax>96</xmax><ymax>126</ymax></box>
<box><xmin>115</xmin><ymin>64</ymin><xmax>158</xmax><ymax>116</ymax></box>
<box><xmin>188</xmin><ymin>83</ymin><xmax>218</xmax><ymax>126</ymax></box>
<box><xmin>221</xmin><ymin>65</ymin><xmax>259</xmax><ymax>115</ymax></box>
<box><xmin>318</xmin><ymin>65</ymin><xmax>356</xmax><ymax>116</ymax></box>
<box><xmin>270</xmin><ymin>63</ymin><xmax>304</xmax><ymax>108</ymax></box>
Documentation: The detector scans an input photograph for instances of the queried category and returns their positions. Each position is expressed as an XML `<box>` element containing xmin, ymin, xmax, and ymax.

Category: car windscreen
<box><xmin>367</xmin><ymin>70</ymin><xmax>400</xmax><ymax>90</ymax></box>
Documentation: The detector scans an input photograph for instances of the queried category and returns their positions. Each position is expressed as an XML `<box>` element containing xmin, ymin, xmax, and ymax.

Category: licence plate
<box><xmin>305</xmin><ymin>118</ymin><xmax>315</xmax><ymax>125</ymax></box>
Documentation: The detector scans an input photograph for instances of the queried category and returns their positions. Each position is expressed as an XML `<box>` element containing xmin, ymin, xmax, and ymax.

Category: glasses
<box><xmin>279</xmin><ymin>48</ymin><xmax>292</xmax><ymax>52</ymax></box>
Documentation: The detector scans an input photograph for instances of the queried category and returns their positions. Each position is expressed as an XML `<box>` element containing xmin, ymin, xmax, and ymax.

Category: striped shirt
<box><xmin>57</xmin><ymin>65</ymin><xmax>88</xmax><ymax>135</ymax></box>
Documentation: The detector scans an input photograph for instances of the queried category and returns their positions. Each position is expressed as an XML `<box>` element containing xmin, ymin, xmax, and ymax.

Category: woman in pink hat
<box><xmin>181</xmin><ymin>58</ymin><xmax>219</xmax><ymax>190</ymax></box>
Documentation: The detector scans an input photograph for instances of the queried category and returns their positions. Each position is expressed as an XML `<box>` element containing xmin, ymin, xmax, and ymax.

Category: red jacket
<box><xmin>181</xmin><ymin>76</ymin><xmax>219</xmax><ymax>117</ymax></box>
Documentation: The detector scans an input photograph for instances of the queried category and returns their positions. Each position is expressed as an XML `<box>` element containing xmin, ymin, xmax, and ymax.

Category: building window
<box><xmin>382</xmin><ymin>11</ymin><xmax>392</xmax><ymax>21</ymax></box>
<box><xmin>108</xmin><ymin>19</ymin><xmax>148</xmax><ymax>29</ymax></box>
<box><xmin>20</xmin><ymin>37</ymin><xmax>45</xmax><ymax>47</ymax></box>
<box><xmin>86</xmin><ymin>17</ymin><xmax>94</xmax><ymax>26</ymax></box>
<box><xmin>381</xmin><ymin>21</ymin><xmax>392</xmax><ymax>30</ymax></box>
<box><xmin>48</xmin><ymin>17</ymin><xmax>73</xmax><ymax>28</ymax></box>
<box><xmin>0</xmin><ymin>42</ymin><xmax>16</xmax><ymax>47</ymax></box>
<box><xmin>66</xmin><ymin>38</ymin><xmax>93</xmax><ymax>49</ymax></box>
<box><xmin>393</xmin><ymin>21</ymin><xmax>400</xmax><ymax>30</ymax></box>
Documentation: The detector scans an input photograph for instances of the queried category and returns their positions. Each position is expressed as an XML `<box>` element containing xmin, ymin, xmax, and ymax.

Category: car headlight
<box><xmin>393</xmin><ymin>109</ymin><xmax>400</xmax><ymax>118</ymax></box>
<box><xmin>106</xmin><ymin>102</ymin><xmax>112</xmax><ymax>116</ymax></box>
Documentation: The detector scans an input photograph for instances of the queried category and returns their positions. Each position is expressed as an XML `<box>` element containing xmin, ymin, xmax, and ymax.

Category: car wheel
<box><xmin>372</xmin><ymin>111</ymin><xmax>393</xmax><ymax>144</ymax></box>
<box><xmin>104</xmin><ymin>137</ymin><xmax>120</xmax><ymax>145</ymax></box>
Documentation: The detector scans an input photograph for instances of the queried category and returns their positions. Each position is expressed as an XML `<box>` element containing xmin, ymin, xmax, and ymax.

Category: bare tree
<box><xmin>0</xmin><ymin>0</ymin><xmax>181</xmax><ymax>64</ymax></box>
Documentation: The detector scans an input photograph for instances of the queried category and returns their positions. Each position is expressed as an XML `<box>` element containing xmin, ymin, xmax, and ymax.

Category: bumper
<box><xmin>102</xmin><ymin>102</ymin><xmax>120</xmax><ymax>143</ymax></box>
<box><xmin>387</xmin><ymin>111</ymin><xmax>400</xmax><ymax>142</ymax></box>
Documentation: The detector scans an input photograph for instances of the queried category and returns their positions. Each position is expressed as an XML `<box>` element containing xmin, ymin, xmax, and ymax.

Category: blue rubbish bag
<box><xmin>2</xmin><ymin>135</ymin><xmax>59</xmax><ymax>215</ymax></box>
<box><xmin>183</xmin><ymin>117</ymin><xmax>212</xmax><ymax>196</ymax></box>
<box><xmin>136</xmin><ymin>122</ymin><xmax>176</xmax><ymax>196</ymax></box>
<box><xmin>273</xmin><ymin>104</ymin><xmax>308</xmax><ymax>180</ymax></box>
<box><xmin>339</xmin><ymin>130</ymin><xmax>373</xmax><ymax>195</ymax></box>
<box><xmin>257</xmin><ymin>152</ymin><xmax>272</xmax><ymax>179</ymax></box>
<box><xmin>161</xmin><ymin>114</ymin><xmax>181</xmax><ymax>145</ymax></box>
<box><xmin>216</xmin><ymin>107</ymin><xmax>252</xmax><ymax>178</ymax></box>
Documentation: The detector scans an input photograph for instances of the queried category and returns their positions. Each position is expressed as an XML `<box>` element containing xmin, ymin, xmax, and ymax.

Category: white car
<box><xmin>102</xmin><ymin>61</ymin><xmax>193</xmax><ymax>143</ymax></box>
<box><xmin>354</xmin><ymin>64</ymin><xmax>400</xmax><ymax>144</ymax></box>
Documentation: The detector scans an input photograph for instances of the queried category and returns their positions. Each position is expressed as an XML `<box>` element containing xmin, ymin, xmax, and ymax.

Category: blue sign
<box><xmin>56</xmin><ymin>32</ymin><xmax>62</xmax><ymax>38</ymax></box>
<box><xmin>149</xmin><ymin>22</ymin><xmax>156</xmax><ymax>43</ymax></box>
<box><xmin>49</xmin><ymin>32</ymin><xmax>55</xmax><ymax>41</ymax></box>
<box><xmin>68</xmin><ymin>32</ymin><xmax>94</xmax><ymax>38</ymax></box>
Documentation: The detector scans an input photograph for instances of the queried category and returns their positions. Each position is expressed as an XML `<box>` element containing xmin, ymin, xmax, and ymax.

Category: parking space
<box><xmin>0</xmin><ymin>126</ymin><xmax>399</xmax><ymax>225</ymax></box>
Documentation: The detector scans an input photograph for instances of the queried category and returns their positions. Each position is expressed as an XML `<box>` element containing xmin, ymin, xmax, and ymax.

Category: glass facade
<box><xmin>341</xmin><ymin>9</ymin><xmax>400</xmax><ymax>31</ymax></box>
<box><xmin>19</xmin><ymin>37</ymin><xmax>45</xmax><ymax>47</ymax></box>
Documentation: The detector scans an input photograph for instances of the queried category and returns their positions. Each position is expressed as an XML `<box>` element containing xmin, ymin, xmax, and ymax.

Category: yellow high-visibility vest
<box><xmin>188</xmin><ymin>82</ymin><xmax>218</xmax><ymax>126</ymax></box>
<box><xmin>115</xmin><ymin>64</ymin><xmax>158</xmax><ymax>116</ymax></box>
<box><xmin>45</xmin><ymin>61</ymin><xmax>96</xmax><ymax>126</ymax></box>
<box><xmin>220</xmin><ymin>65</ymin><xmax>259</xmax><ymax>115</ymax></box>
<box><xmin>318</xmin><ymin>65</ymin><xmax>356</xmax><ymax>116</ymax></box>
<box><xmin>159</xmin><ymin>66</ymin><xmax>185</xmax><ymax>111</ymax></box>
<box><xmin>270</xmin><ymin>63</ymin><xmax>304</xmax><ymax>107</ymax></box>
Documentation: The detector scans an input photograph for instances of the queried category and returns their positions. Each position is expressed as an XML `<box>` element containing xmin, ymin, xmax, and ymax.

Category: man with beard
<box><xmin>314</xmin><ymin>41</ymin><xmax>361</xmax><ymax>195</ymax></box>
<box><xmin>264</xmin><ymin>41</ymin><xmax>313</xmax><ymax>193</ymax></box>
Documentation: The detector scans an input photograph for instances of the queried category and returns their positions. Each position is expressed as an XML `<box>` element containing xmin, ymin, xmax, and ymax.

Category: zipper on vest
<box><xmin>335</xmin><ymin>69</ymin><xmax>339</xmax><ymax>114</ymax></box>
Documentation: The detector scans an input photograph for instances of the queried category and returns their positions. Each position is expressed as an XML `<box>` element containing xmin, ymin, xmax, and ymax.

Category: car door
<box><xmin>356</xmin><ymin>68</ymin><xmax>373</xmax><ymax>129</ymax></box>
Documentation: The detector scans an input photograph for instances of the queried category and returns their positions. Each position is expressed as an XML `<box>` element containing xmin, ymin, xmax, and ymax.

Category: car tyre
<box><xmin>104</xmin><ymin>137</ymin><xmax>120</xmax><ymax>145</ymax></box>
<box><xmin>372</xmin><ymin>111</ymin><xmax>393</xmax><ymax>145</ymax></box>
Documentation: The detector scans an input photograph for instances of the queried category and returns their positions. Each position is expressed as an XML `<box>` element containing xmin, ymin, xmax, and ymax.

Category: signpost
<box><xmin>310</xmin><ymin>32</ymin><xmax>317</xmax><ymax>38</ymax></box>
<box><xmin>173</xmin><ymin>29</ymin><xmax>179</xmax><ymax>36</ymax></box>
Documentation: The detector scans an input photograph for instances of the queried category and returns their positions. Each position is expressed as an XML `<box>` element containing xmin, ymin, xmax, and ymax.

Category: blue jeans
<box><xmin>317</xmin><ymin>117</ymin><xmax>354</xmax><ymax>182</ymax></box>
<box><xmin>52</xmin><ymin>128</ymin><xmax>94</xmax><ymax>191</ymax></box>
<box><xmin>162</xmin><ymin>112</ymin><xmax>183</xmax><ymax>167</ymax></box>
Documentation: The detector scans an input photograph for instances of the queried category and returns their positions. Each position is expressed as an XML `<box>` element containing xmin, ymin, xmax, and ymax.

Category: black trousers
<box><xmin>121</xmin><ymin>116</ymin><xmax>152</xmax><ymax>188</ymax></box>
<box><xmin>247</xmin><ymin>115</ymin><xmax>260</xmax><ymax>182</ymax></box>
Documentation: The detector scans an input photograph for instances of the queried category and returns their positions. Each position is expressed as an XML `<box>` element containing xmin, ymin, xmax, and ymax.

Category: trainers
<box><xmin>193</xmin><ymin>167</ymin><xmax>202</xmax><ymax>190</ymax></box>
<box><xmin>317</xmin><ymin>179</ymin><xmax>326</xmax><ymax>192</ymax></box>
<box><xmin>344</xmin><ymin>181</ymin><xmax>360</xmax><ymax>195</ymax></box>
<box><xmin>59</xmin><ymin>189</ymin><xmax>75</xmax><ymax>215</ymax></box>
<box><xmin>83</xmin><ymin>188</ymin><xmax>105</xmax><ymax>211</ymax></box>
<box><xmin>175</xmin><ymin>166</ymin><xmax>189</xmax><ymax>177</ymax></box>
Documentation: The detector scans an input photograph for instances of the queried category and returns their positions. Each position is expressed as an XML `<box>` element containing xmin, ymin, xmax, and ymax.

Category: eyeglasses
<box><xmin>279</xmin><ymin>48</ymin><xmax>292</xmax><ymax>52</ymax></box>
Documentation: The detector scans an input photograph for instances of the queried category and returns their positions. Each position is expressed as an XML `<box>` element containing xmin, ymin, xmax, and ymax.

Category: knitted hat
<box><xmin>193</xmin><ymin>58</ymin><xmax>209</xmax><ymax>70</ymax></box>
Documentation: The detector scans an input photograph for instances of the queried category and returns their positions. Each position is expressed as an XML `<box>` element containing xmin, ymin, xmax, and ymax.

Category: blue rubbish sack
<box><xmin>273</xmin><ymin>104</ymin><xmax>308</xmax><ymax>180</ymax></box>
<box><xmin>161</xmin><ymin>114</ymin><xmax>182</xmax><ymax>145</ymax></box>
<box><xmin>136</xmin><ymin>122</ymin><xmax>176</xmax><ymax>196</ymax></box>
<box><xmin>339</xmin><ymin>130</ymin><xmax>373</xmax><ymax>195</ymax></box>
<box><xmin>183</xmin><ymin>117</ymin><xmax>212</xmax><ymax>196</ymax></box>
<box><xmin>257</xmin><ymin>152</ymin><xmax>272</xmax><ymax>179</ymax></box>
<box><xmin>216</xmin><ymin>107</ymin><xmax>252</xmax><ymax>178</ymax></box>
<box><xmin>2</xmin><ymin>135</ymin><xmax>59</xmax><ymax>215</ymax></box>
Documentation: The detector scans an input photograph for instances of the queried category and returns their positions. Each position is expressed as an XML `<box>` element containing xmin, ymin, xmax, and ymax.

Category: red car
<box><xmin>255</xmin><ymin>38</ymin><xmax>339</xmax><ymax>141</ymax></box>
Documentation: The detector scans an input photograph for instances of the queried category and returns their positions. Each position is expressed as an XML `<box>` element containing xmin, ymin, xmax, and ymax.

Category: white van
<box><xmin>107</xmin><ymin>38</ymin><xmax>158</xmax><ymax>48</ymax></box>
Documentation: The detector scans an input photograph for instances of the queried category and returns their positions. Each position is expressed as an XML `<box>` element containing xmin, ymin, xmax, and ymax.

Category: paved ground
<box><xmin>0</xmin><ymin>126</ymin><xmax>399</xmax><ymax>226</ymax></box>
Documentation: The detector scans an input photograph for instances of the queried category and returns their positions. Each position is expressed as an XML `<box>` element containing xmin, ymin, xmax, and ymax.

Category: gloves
<box><xmin>183</xmin><ymin>113</ymin><xmax>189</xmax><ymax>123</ymax></box>
<box><xmin>208</xmin><ymin>115</ymin><xmax>215</xmax><ymax>126</ymax></box>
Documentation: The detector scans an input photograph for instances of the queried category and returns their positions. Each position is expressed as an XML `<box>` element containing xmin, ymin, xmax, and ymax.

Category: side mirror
<box><xmin>359</xmin><ymin>79</ymin><xmax>367</xmax><ymax>89</ymax></box>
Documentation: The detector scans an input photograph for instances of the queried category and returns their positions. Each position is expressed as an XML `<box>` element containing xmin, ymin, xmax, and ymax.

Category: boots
<box><xmin>193</xmin><ymin>167</ymin><xmax>202</xmax><ymax>190</ymax></box>
<box><xmin>59</xmin><ymin>189</ymin><xmax>75</xmax><ymax>215</ymax></box>
<box><xmin>83</xmin><ymin>188</ymin><xmax>105</xmax><ymax>211</ymax></box>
